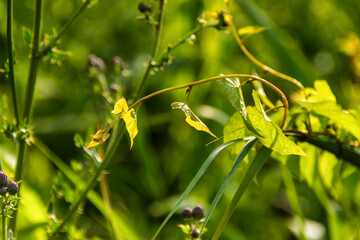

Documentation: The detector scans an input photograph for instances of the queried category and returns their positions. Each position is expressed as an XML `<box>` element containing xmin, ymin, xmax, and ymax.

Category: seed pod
<box><xmin>7</xmin><ymin>180</ymin><xmax>19</xmax><ymax>195</ymax></box>
<box><xmin>192</xmin><ymin>205</ymin><xmax>205</xmax><ymax>220</ymax></box>
<box><xmin>0</xmin><ymin>171</ymin><xmax>8</xmax><ymax>187</ymax></box>
<box><xmin>182</xmin><ymin>207</ymin><xmax>192</xmax><ymax>220</ymax></box>
<box><xmin>191</xmin><ymin>230</ymin><xmax>200</xmax><ymax>239</ymax></box>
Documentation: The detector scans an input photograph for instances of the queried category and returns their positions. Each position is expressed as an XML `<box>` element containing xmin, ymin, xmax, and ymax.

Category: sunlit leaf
<box><xmin>310</xmin><ymin>80</ymin><xmax>336</xmax><ymax>102</ymax></box>
<box><xmin>86</xmin><ymin>128</ymin><xmax>110</xmax><ymax>149</ymax></box>
<box><xmin>112</xmin><ymin>97</ymin><xmax>129</xmax><ymax>117</ymax></box>
<box><xmin>252</xmin><ymin>80</ymin><xmax>275</xmax><ymax>108</ymax></box>
<box><xmin>298</xmin><ymin>101</ymin><xmax>360</xmax><ymax>140</ymax></box>
<box><xmin>238</xmin><ymin>26</ymin><xmax>267</xmax><ymax>36</ymax></box>
<box><xmin>171</xmin><ymin>102</ymin><xmax>216</xmax><ymax>138</ymax></box>
<box><xmin>123</xmin><ymin>109</ymin><xmax>138</xmax><ymax>149</ymax></box>
<box><xmin>249</xmin><ymin>91</ymin><xmax>306</xmax><ymax>156</ymax></box>
<box><xmin>318</xmin><ymin>151</ymin><xmax>341</xmax><ymax>191</ymax></box>
<box><xmin>177</xmin><ymin>224</ymin><xmax>191</xmax><ymax>235</ymax></box>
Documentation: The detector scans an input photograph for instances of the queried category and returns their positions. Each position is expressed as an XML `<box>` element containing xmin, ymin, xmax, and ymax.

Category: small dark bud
<box><xmin>182</xmin><ymin>207</ymin><xmax>192</xmax><ymax>220</ymax></box>
<box><xmin>218</xmin><ymin>10</ymin><xmax>230</xmax><ymax>28</ymax></box>
<box><xmin>0</xmin><ymin>187</ymin><xmax>7</xmax><ymax>196</ymax></box>
<box><xmin>138</xmin><ymin>2</ymin><xmax>152</xmax><ymax>13</ymax></box>
<box><xmin>0</xmin><ymin>171</ymin><xmax>8</xmax><ymax>187</ymax></box>
<box><xmin>7</xmin><ymin>180</ymin><xmax>19</xmax><ymax>195</ymax></box>
<box><xmin>110</xmin><ymin>84</ymin><xmax>120</xmax><ymax>94</ymax></box>
<box><xmin>87</xmin><ymin>54</ymin><xmax>105</xmax><ymax>71</ymax></box>
<box><xmin>191</xmin><ymin>230</ymin><xmax>200</xmax><ymax>239</ymax></box>
<box><xmin>192</xmin><ymin>205</ymin><xmax>205</xmax><ymax>220</ymax></box>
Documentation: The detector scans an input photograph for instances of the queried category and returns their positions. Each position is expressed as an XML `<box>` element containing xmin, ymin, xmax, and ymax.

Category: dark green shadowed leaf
<box><xmin>212</xmin><ymin>146</ymin><xmax>272</xmax><ymax>240</ymax></box>
<box><xmin>151</xmin><ymin>137</ymin><xmax>255</xmax><ymax>240</ymax></box>
<box><xmin>201</xmin><ymin>138</ymin><xmax>258</xmax><ymax>234</ymax></box>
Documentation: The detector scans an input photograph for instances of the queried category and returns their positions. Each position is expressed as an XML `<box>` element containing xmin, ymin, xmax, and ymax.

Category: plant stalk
<box><xmin>7</xmin><ymin>0</ymin><xmax>20</xmax><ymax>124</ymax></box>
<box><xmin>133</xmin><ymin>0</ymin><xmax>166</xmax><ymax>99</ymax></box>
<box><xmin>37</xmin><ymin>0</ymin><xmax>90</xmax><ymax>58</ymax></box>
<box><xmin>2</xmin><ymin>205</ymin><xmax>6</xmax><ymax>240</ymax></box>
<box><xmin>8</xmin><ymin>0</ymin><xmax>43</xmax><ymax>234</ymax></box>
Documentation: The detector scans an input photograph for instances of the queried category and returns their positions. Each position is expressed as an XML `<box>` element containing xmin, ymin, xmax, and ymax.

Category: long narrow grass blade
<box><xmin>201</xmin><ymin>138</ymin><xmax>257</xmax><ymax>234</ymax></box>
<box><xmin>151</xmin><ymin>137</ymin><xmax>255</xmax><ymax>240</ymax></box>
<box><xmin>212</xmin><ymin>146</ymin><xmax>272</xmax><ymax>240</ymax></box>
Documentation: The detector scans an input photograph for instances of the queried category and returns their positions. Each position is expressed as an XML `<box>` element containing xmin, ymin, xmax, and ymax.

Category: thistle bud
<box><xmin>0</xmin><ymin>187</ymin><xmax>7</xmax><ymax>196</ymax></box>
<box><xmin>87</xmin><ymin>54</ymin><xmax>105</xmax><ymax>71</ymax></box>
<box><xmin>191</xmin><ymin>230</ymin><xmax>200</xmax><ymax>239</ymax></box>
<box><xmin>182</xmin><ymin>207</ymin><xmax>192</xmax><ymax>220</ymax></box>
<box><xmin>138</xmin><ymin>2</ymin><xmax>152</xmax><ymax>13</ymax></box>
<box><xmin>7</xmin><ymin>180</ymin><xmax>19</xmax><ymax>195</ymax></box>
<box><xmin>192</xmin><ymin>205</ymin><xmax>205</xmax><ymax>220</ymax></box>
<box><xmin>0</xmin><ymin>171</ymin><xmax>8</xmax><ymax>187</ymax></box>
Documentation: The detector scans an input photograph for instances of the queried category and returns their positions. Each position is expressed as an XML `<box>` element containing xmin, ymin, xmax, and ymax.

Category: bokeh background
<box><xmin>0</xmin><ymin>0</ymin><xmax>360</xmax><ymax>239</ymax></box>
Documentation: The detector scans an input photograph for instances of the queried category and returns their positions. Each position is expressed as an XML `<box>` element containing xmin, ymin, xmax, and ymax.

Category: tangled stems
<box><xmin>226</xmin><ymin>5</ymin><xmax>304</xmax><ymax>89</ymax></box>
<box><xmin>129</xmin><ymin>74</ymin><xmax>288</xmax><ymax>129</ymax></box>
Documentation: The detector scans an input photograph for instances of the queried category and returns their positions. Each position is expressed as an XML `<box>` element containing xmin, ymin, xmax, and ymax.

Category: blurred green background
<box><xmin>0</xmin><ymin>0</ymin><xmax>360</xmax><ymax>239</ymax></box>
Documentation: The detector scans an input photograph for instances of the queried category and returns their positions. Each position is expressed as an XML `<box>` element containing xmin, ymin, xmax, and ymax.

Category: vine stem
<box><xmin>129</xmin><ymin>74</ymin><xmax>288</xmax><ymax>129</ymax></box>
<box><xmin>226</xmin><ymin>5</ymin><xmax>304</xmax><ymax>89</ymax></box>
<box><xmin>37</xmin><ymin>0</ymin><xmax>91</xmax><ymax>58</ymax></box>
<box><xmin>7</xmin><ymin>0</ymin><xmax>20</xmax><ymax>124</ymax></box>
<box><xmin>8</xmin><ymin>0</ymin><xmax>42</xmax><ymax>234</ymax></box>
<box><xmin>2</xmin><ymin>200</ymin><xmax>6</xmax><ymax>240</ymax></box>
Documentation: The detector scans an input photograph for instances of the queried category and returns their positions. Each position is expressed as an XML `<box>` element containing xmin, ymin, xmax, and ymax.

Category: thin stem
<box><xmin>37</xmin><ymin>0</ymin><xmax>90</xmax><ymax>58</ymax></box>
<box><xmin>133</xmin><ymin>0</ymin><xmax>166</xmax><ymax>99</ymax></box>
<box><xmin>49</xmin><ymin>123</ymin><xmax>126</xmax><ymax>237</ymax></box>
<box><xmin>2</xmin><ymin>204</ymin><xmax>6</xmax><ymax>240</ymax></box>
<box><xmin>226</xmin><ymin>6</ymin><xmax>304</xmax><ymax>89</ymax></box>
<box><xmin>7</xmin><ymin>0</ymin><xmax>20</xmax><ymax>124</ymax></box>
<box><xmin>8</xmin><ymin>0</ymin><xmax>42</xmax><ymax>234</ymax></box>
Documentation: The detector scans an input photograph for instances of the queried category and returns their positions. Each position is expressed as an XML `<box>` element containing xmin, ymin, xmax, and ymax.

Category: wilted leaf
<box><xmin>238</xmin><ymin>26</ymin><xmax>267</xmax><ymax>36</ymax></box>
<box><xmin>298</xmin><ymin>101</ymin><xmax>360</xmax><ymax>140</ymax></box>
<box><xmin>86</xmin><ymin>128</ymin><xmax>110</xmax><ymax>149</ymax></box>
<box><xmin>112</xmin><ymin>97</ymin><xmax>129</xmax><ymax>117</ymax></box>
<box><xmin>171</xmin><ymin>102</ymin><xmax>216</xmax><ymax>138</ymax></box>
<box><xmin>123</xmin><ymin>109</ymin><xmax>138</xmax><ymax>149</ymax></box>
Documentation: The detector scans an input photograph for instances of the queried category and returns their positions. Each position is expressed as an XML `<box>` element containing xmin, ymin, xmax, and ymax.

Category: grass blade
<box><xmin>201</xmin><ymin>138</ymin><xmax>257</xmax><ymax>234</ymax></box>
<box><xmin>212</xmin><ymin>146</ymin><xmax>272</xmax><ymax>240</ymax></box>
<box><xmin>151</xmin><ymin>137</ymin><xmax>255</xmax><ymax>240</ymax></box>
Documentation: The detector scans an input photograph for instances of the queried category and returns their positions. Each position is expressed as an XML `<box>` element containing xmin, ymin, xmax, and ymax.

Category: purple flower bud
<box><xmin>191</xmin><ymin>230</ymin><xmax>200</xmax><ymax>239</ymax></box>
<box><xmin>0</xmin><ymin>187</ymin><xmax>7</xmax><ymax>196</ymax></box>
<box><xmin>192</xmin><ymin>205</ymin><xmax>205</xmax><ymax>220</ymax></box>
<box><xmin>87</xmin><ymin>54</ymin><xmax>105</xmax><ymax>71</ymax></box>
<box><xmin>138</xmin><ymin>2</ymin><xmax>152</xmax><ymax>13</ymax></box>
<box><xmin>0</xmin><ymin>171</ymin><xmax>8</xmax><ymax>187</ymax></box>
<box><xmin>7</xmin><ymin>180</ymin><xmax>19</xmax><ymax>195</ymax></box>
<box><xmin>182</xmin><ymin>207</ymin><xmax>192</xmax><ymax>220</ymax></box>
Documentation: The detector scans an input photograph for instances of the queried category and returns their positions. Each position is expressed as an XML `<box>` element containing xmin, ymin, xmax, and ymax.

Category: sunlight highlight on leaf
<box><xmin>123</xmin><ymin>109</ymin><xmax>138</xmax><ymax>149</ymax></box>
<box><xmin>238</xmin><ymin>26</ymin><xmax>267</xmax><ymax>36</ymax></box>
<box><xmin>112</xmin><ymin>97</ymin><xmax>129</xmax><ymax>117</ymax></box>
<box><xmin>171</xmin><ymin>102</ymin><xmax>216</xmax><ymax>138</ymax></box>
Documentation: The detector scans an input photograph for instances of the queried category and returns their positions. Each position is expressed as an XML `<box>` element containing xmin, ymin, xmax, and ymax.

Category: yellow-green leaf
<box><xmin>123</xmin><ymin>108</ymin><xmax>138</xmax><ymax>149</ymax></box>
<box><xmin>112</xmin><ymin>97</ymin><xmax>129</xmax><ymax>117</ymax></box>
<box><xmin>238</xmin><ymin>26</ymin><xmax>267</xmax><ymax>36</ymax></box>
<box><xmin>86</xmin><ymin>128</ymin><xmax>110</xmax><ymax>149</ymax></box>
<box><xmin>171</xmin><ymin>102</ymin><xmax>216</xmax><ymax>138</ymax></box>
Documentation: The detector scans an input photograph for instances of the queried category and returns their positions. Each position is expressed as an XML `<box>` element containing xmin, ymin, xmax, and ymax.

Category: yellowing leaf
<box><xmin>112</xmin><ymin>97</ymin><xmax>128</xmax><ymax>117</ymax></box>
<box><xmin>123</xmin><ymin>109</ymin><xmax>138</xmax><ymax>149</ymax></box>
<box><xmin>86</xmin><ymin>128</ymin><xmax>110</xmax><ymax>149</ymax></box>
<box><xmin>238</xmin><ymin>26</ymin><xmax>267</xmax><ymax>36</ymax></box>
<box><xmin>171</xmin><ymin>102</ymin><xmax>217</xmax><ymax>138</ymax></box>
